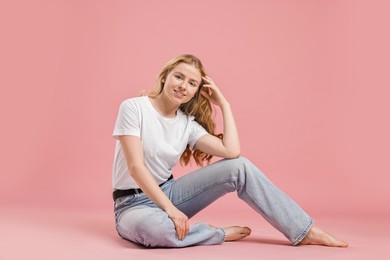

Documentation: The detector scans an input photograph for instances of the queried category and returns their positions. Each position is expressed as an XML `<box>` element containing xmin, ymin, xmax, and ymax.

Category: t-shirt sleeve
<box><xmin>112</xmin><ymin>99</ymin><xmax>140</xmax><ymax>139</ymax></box>
<box><xmin>188</xmin><ymin>119</ymin><xmax>209</xmax><ymax>150</ymax></box>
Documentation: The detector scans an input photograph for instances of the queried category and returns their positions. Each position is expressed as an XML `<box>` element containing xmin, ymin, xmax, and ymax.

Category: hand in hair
<box><xmin>201</xmin><ymin>76</ymin><xmax>228</xmax><ymax>107</ymax></box>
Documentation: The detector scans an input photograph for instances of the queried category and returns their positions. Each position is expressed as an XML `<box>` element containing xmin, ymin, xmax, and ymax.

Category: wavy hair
<box><xmin>149</xmin><ymin>54</ymin><xmax>222</xmax><ymax>166</ymax></box>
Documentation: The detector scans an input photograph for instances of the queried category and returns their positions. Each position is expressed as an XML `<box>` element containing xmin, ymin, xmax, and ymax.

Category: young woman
<box><xmin>112</xmin><ymin>54</ymin><xmax>348</xmax><ymax>248</ymax></box>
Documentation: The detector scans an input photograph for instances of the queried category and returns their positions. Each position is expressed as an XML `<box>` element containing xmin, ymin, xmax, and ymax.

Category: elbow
<box><xmin>225</xmin><ymin>149</ymin><xmax>241</xmax><ymax>159</ymax></box>
<box><xmin>128</xmin><ymin>164</ymin><xmax>145</xmax><ymax>177</ymax></box>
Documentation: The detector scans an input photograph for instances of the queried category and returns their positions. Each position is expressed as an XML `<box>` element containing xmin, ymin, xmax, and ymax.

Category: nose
<box><xmin>178</xmin><ymin>80</ymin><xmax>187</xmax><ymax>90</ymax></box>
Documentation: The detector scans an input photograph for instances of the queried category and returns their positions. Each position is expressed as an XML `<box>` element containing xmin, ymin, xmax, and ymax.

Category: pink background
<box><xmin>2</xmin><ymin>1</ymin><xmax>390</xmax><ymax>259</ymax></box>
<box><xmin>1</xmin><ymin>0</ymin><xmax>390</xmax><ymax>216</ymax></box>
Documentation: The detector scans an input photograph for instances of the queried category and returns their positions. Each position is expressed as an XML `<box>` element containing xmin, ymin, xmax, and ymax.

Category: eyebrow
<box><xmin>174</xmin><ymin>71</ymin><xmax>200</xmax><ymax>84</ymax></box>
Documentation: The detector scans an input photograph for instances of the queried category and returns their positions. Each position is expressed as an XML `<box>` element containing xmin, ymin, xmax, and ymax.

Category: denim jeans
<box><xmin>114</xmin><ymin>157</ymin><xmax>313</xmax><ymax>247</ymax></box>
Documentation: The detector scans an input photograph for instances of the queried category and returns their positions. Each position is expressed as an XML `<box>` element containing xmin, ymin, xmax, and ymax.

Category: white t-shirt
<box><xmin>112</xmin><ymin>96</ymin><xmax>208</xmax><ymax>190</ymax></box>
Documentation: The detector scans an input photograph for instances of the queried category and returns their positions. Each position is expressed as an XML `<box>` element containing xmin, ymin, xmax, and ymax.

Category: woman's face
<box><xmin>162</xmin><ymin>62</ymin><xmax>202</xmax><ymax>105</ymax></box>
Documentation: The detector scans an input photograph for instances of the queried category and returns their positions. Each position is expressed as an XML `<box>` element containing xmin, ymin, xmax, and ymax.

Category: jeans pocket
<box><xmin>114</xmin><ymin>195</ymin><xmax>137</xmax><ymax>211</ymax></box>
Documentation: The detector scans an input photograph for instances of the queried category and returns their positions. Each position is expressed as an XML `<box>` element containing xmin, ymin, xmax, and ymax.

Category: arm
<box><xmin>195</xmin><ymin>76</ymin><xmax>241</xmax><ymax>158</ymax></box>
<box><xmin>119</xmin><ymin>135</ymin><xmax>189</xmax><ymax>240</ymax></box>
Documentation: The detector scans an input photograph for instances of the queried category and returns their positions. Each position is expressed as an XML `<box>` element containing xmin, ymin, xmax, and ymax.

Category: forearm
<box><xmin>118</xmin><ymin>136</ymin><xmax>174</xmax><ymax>212</ymax></box>
<box><xmin>129</xmin><ymin>163</ymin><xmax>189</xmax><ymax>240</ymax></box>
<box><xmin>220</xmin><ymin>102</ymin><xmax>240</xmax><ymax>157</ymax></box>
<box><xmin>130</xmin><ymin>165</ymin><xmax>175</xmax><ymax>211</ymax></box>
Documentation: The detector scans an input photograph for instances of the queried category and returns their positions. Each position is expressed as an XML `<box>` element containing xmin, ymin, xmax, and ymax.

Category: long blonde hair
<box><xmin>149</xmin><ymin>54</ymin><xmax>222</xmax><ymax>166</ymax></box>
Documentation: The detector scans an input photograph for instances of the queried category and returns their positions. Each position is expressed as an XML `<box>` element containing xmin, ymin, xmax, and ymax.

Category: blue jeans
<box><xmin>114</xmin><ymin>157</ymin><xmax>313</xmax><ymax>247</ymax></box>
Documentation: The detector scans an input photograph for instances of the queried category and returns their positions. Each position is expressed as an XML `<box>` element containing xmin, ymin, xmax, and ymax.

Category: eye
<box><xmin>189</xmin><ymin>82</ymin><xmax>198</xmax><ymax>87</ymax></box>
<box><xmin>175</xmin><ymin>75</ymin><xmax>182</xmax><ymax>80</ymax></box>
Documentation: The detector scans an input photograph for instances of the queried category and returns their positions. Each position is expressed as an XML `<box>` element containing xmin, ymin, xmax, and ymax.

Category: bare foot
<box><xmin>298</xmin><ymin>226</ymin><xmax>349</xmax><ymax>247</ymax></box>
<box><xmin>223</xmin><ymin>226</ymin><xmax>252</xmax><ymax>241</ymax></box>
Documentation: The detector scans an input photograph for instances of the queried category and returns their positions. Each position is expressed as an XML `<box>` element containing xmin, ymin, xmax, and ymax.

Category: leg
<box><xmin>171</xmin><ymin>157</ymin><xmax>313</xmax><ymax>245</ymax></box>
<box><xmin>115</xmin><ymin>205</ymin><xmax>226</xmax><ymax>247</ymax></box>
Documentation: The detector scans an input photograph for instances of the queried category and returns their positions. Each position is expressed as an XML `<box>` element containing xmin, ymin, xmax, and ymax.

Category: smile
<box><xmin>174</xmin><ymin>90</ymin><xmax>186</xmax><ymax>98</ymax></box>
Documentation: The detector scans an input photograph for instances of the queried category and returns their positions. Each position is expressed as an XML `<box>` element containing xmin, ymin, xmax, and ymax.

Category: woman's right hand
<box><xmin>165</xmin><ymin>206</ymin><xmax>189</xmax><ymax>241</ymax></box>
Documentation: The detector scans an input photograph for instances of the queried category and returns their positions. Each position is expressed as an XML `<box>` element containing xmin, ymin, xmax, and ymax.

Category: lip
<box><xmin>174</xmin><ymin>89</ymin><xmax>186</xmax><ymax>98</ymax></box>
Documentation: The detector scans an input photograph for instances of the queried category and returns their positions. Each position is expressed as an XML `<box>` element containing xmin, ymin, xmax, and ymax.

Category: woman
<box><xmin>112</xmin><ymin>54</ymin><xmax>348</xmax><ymax>248</ymax></box>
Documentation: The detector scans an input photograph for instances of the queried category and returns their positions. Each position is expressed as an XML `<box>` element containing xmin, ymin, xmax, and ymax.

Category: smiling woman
<box><xmin>148</xmin><ymin>55</ymin><xmax>222</xmax><ymax>166</ymax></box>
<box><xmin>111</xmin><ymin>54</ymin><xmax>348</xmax><ymax>248</ymax></box>
<box><xmin>152</xmin><ymin>63</ymin><xmax>202</xmax><ymax>116</ymax></box>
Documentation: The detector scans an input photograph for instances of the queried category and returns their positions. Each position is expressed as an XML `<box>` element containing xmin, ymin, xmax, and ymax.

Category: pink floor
<box><xmin>1</xmin><ymin>205</ymin><xmax>389</xmax><ymax>260</ymax></box>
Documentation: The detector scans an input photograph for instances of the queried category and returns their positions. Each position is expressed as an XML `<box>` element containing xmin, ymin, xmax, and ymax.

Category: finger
<box><xmin>179</xmin><ymin>221</ymin><xmax>185</xmax><ymax>240</ymax></box>
<box><xmin>175</xmin><ymin>222</ymin><xmax>183</xmax><ymax>240</ymax></box>
<box><xmin>179</xmin><ymin>219</ymin><xmax>189</xmax><ymax>240</ymax></box>
<box><xmin>202</xmin><ymin>84</ymin><xmax>215</xmax><ymax>90</ymax></box>
<box><xmin>202</xmin><ymin>75</ymin><xmax>213</xmax><ymax>82</ymax></box>
<box><xmin>172</xmin><ymin>219</ymin><xmax>181</xmax><ymax>239</ymax></box>
<box><xmin>202</xmin><ymin>77</ymin><xmax>215</xmax><ymax>86</ymax></box>
<box><xmin>200</xmin><ymin>92</ymin><xmax>210</xmax><ymax>101</ymax></box>
<box><xmin>185</xmin><ymin>220</ymin><xmax>190</xmax><ymax>237</ymax></box>
<box><xmin>180</xmin><ymin>223</ymin><xmax>185</xmax><ymax>240</ymax></box>
<box><xmin>202</xmin><ymin>86</ymin><xmax>212</xmax><ymax>96</ymax></box>
<box><xmin>179</xmin><ymin>221</ymin><xmax>184</xmax><ymax>240</ymax></box>
<box><xmin>178</xmin><ymin>229</ymin><xmax>183</xmax><ymax>241</ymax></box>
<box><xmin>200</xmin><ymin>89</ymin><xmax>210</xmax><ymax>98</ymax></box>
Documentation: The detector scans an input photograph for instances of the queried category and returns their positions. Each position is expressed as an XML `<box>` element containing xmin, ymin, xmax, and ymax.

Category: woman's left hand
<box><xmin>201</xmin><ymin>76</ymin><xmax>228</xmax><ymax>107</ymax></box>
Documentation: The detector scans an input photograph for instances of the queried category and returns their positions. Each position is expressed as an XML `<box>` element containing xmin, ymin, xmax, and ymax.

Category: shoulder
<box><xmin>119</xmin><ymin>96</ymin><xmax>148</xmax><ymax>109</ymax></box>
<box><xmin>121</xmin><ymin>96</ymin><xmax>147</xmax><ymax>105</ymax></box>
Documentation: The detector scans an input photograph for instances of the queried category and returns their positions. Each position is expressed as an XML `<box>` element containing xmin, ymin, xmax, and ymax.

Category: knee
<box><xmin>135</xmin><ymin>213</ymin><xmax>181</xmax><ymax>247</ymax></box>
<box><xmin>225</xmin><ymin>156</ymin><xmax>264</xmax><ymax>180</ymax></box>
<box><xmin>224</xmin><ymin>156</ymin><xmax>253</xmax><ymax>172</ymax></box>
<box><xmin>118</xmin><ymin>208</ymin><xmax>179</xmax><ymax>247</ymax></box>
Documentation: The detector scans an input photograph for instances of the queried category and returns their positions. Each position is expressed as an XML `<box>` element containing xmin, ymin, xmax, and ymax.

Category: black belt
<box><xmin>113</xmin><ymin>175</ymin><xmax>173</xmax><ymax>201</ymax></box>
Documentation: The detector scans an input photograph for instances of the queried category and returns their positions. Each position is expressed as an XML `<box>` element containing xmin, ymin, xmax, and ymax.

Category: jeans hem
<box><xmin>291</xmin><ymin>218</ymin><xmax>314</xmax><ymax>246</ymax></box>
<box><xmin>219</xmin><ymin>227</ymin><xmax>226</xmax><ymax>243</ymax></box>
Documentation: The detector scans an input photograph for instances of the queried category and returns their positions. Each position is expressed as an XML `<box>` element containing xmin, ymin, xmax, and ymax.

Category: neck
<box><xmin>149</xmin><ymin>94</ymin><xmax>179</xmax><ymax>118</ymax></box>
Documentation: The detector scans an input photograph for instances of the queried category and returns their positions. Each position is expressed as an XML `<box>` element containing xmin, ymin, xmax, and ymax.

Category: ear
<box><xmin>161</xmin><ymin>78</ymin><xmax>165</xmax><ymax>83</ymax></box>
